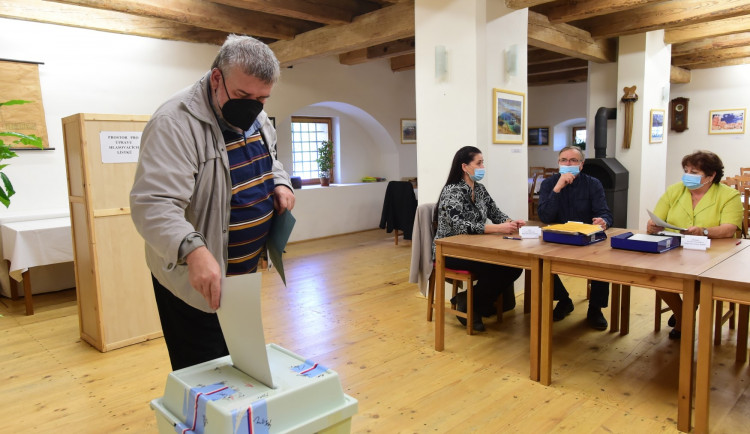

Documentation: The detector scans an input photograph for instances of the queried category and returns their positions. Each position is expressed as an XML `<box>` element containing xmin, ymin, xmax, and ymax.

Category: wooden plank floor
<box><xmin>1</xmin><ymin>229</ymin><xmax>749</xmax><ymax>433</ymax></box>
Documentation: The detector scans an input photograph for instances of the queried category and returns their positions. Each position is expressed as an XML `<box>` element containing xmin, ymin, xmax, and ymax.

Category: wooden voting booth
<box><xmin>62</xmin><ymin>114</ymin><xmax>162</xmax><ymax>352</ymax></box>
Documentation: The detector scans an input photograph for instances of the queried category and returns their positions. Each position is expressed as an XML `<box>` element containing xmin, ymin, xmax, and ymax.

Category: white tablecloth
<box><xmin>1</xmin><ymin>217</ymin><xmax>73</xmax><ymax>282</ymax></box>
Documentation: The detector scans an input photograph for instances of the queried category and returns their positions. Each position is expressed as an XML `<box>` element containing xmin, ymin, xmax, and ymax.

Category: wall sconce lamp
<box><xmin>435</xmin><ymin>45</ymin><xmax>447</xmax><ymax>80</ymax></box>
<box><xmin>504</xmin><ymin>44</ymin><xmax>518</xmax><ymax>77</ymax></box>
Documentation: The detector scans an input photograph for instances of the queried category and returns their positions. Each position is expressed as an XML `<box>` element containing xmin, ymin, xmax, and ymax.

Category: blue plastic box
<box><xmin>610</xmin><ymin>232</ymin><xmax>681</xmax><ymax>253</ymax></box>
<box><xmin>542</xmin><ymin>230</ymin><xmax>607</xmax><ymax>246</ymax></box>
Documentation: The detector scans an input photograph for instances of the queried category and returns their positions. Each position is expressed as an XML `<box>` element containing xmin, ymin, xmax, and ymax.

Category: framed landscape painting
<box><xmin>649</xmin><ymin>109</ymin><xmax>664</xmax><ymax>143</ymax></box>
<box><xmin>709</xmin><ymin>109</ymin><xmax>745</xmax><ymax>134</ymax></box>
<box><xmin>401</xmin><ymin>119</ymin><xmax>416</xmax><ymax>143</ymax></box>
<box><xmin>492</xmin><ymin>88</ymin><xmax>524</xmax><ymax>144</ymax></box>
<box><xmin>528</xmin><ymin>127</ymin><xmax>549</xmax><ymax>146</ymax></box>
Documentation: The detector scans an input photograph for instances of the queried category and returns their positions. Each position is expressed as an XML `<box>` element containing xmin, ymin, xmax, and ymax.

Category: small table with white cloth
<box><xmin>1</xmin><ymin>217</ymin><xmax>74</xmax><ymax>315</ymax></box>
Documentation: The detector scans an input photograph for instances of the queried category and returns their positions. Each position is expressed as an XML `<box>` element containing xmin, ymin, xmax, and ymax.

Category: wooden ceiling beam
<box><xmin>685</xmin><ymin>57</ymin><xmax>750</xmax><ymax>69</ymax></box>
<box><xmin>527</xmin><ymin>49</ymin><xmax>572</xmax><ymax>65</ymax></box>
<box><xmin>665</xmin><ymin>15</ymin><xmax>750</xmax><ymax>44</ymax></box>
<box><xmin>207</xmin><ymin>0</ymin><xmax>375</xmax><ymax>25</ymax></box>
<box><xmin>270</xmin><ymin>0</ymin><xmax>414</xmax><ymax>67</ymax></box>
<box><xmin>670</xmin><ymin>65</ymin><xmax>691</xmax><ymax>83</ymax></box>
<box><xmin>583</xmin><ymin>0</ymin><xmax>750</xmax><ymax>40</ymax></box>
<box><xmin>0</xmin><ymin>0</ymin><xmax>228</xmax><ymax>45</ymax></box>
<box><xmin>527</xmin><ymin>68</ymin><xmax>588</xmax><ymax>86</ymax></box>
<box><xmin>672</xmin><ymin>45</ymin><xmax>750</xmax><ymax>66</ymax></box>
<box><xmin>546</xmin><ymin>0</ymin><xmax>667</xmax><ymax>24</ymax></box>
<box><xmin>672</xmin><ymin>32</ymin><xmax>750</xmax><ymax>56</ymax></box>
<box><xmin>528</xmin><ymin>11</ymin><xmax>616</xmax><ymax>63</ymax></box>
<box><xmin>505</xmin><ymin>0</ymin><xmax>556</xmax><ymax>8</ymax></box>
<box><xmin>46</xmin><ymin>0</ymin><xmax>315</xmax><ymax>40</ymax></box>
<box><xmin>390</xmin><ymin>53</ymin><xmax>414</xmax><ymax>72</ymax></box>
<box><xmin>528</xmin><ymin>58</ymin><xmax>588</xmax><ymax>75</ymax></box>
<box><xmin>340</xmin><ymin>37</ymin><xmax>414</xmax><ymax>65</ymax></box>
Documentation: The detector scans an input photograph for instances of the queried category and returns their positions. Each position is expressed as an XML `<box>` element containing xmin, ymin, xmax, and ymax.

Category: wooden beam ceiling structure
<box><xmin>1</xmin><ymin>0</ymin><xmax>750</xmax><ymax>85</ymax></box>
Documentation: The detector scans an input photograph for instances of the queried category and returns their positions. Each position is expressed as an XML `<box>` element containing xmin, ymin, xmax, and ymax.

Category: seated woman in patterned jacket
<box><xmin>433</xmin><ymin>146</ymin><xmax>525</xmax><ymax>331</ymax></box>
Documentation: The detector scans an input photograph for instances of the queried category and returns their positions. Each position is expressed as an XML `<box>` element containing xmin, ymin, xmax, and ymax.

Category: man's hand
<box><xmin>592</xmin><ymin>217</ymin><xmax>607</xmax><ymax>230</ymax></box>
<box><xmin>273</xmin><ymin>185</ymin><xmax>295</xmax><ymax>214</ymax></box>
<box><xmin>552</xmin><ymin>173</ymin><xmax>576</xmax><ymax>193</ymax></box>
<box><xmin>186</xmin><ymin>246</ymin><xmax>222</xmax><ymax>310</ymax></box>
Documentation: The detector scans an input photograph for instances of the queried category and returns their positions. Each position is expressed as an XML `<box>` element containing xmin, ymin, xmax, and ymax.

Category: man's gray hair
<box><xmin>211</xmin><ymin>34</ymin><xmax>280</xmax><ymax>84</ymax></box>
<box><xmin>558</xmin><ymin>145</ymin><xmax>585</xmax><ymax>161</ymax></box>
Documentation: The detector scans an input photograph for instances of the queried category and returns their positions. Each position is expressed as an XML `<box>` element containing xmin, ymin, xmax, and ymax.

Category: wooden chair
<box><xmin>740</xmin><ymin>167</ymin><xmax>750</xmax><ymax>176</ymax></box>
<box><xmin>655</xmin><ymin>294</ymin><xmax>737</xmax><ymax>346</ymax></box>
<box><xmin>543</xmin><ymin>167</ymin><xmax>558</xmax><ymax>177</ymax></box>
<box><xmin>427</xmin><ymin>265</ymin><xmax>479</xmax><ymax>334</ymax></box>
<box><xmin>529</xmin><ymin>166</ymin><xmax>545</xmax><ymax>178</ymax></box>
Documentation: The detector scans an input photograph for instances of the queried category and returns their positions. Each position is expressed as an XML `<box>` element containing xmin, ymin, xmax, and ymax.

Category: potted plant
<box><xmin>317</xmin><ymin>140</ymin><xmax>333</xmax><ymax>187</ymax></box>
<box><xmin>0</xmin><ymin>99</ymin><xmax>44</xmax><ymax>207</ymax></box>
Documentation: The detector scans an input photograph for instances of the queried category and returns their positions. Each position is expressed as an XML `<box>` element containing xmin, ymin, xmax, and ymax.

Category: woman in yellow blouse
<box><xmin>646</xmin><ymin>150</ymin><xmax>743</xmax><ymax>339</ymax></box>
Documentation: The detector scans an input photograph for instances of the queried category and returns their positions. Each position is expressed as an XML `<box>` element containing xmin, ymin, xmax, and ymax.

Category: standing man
<box><xmin>130</xmin><ymin>35</ymin><xmax>295</xmax><ymax>370</ymax></box>
<box><xmin>537</xmin><ymin>146</ymin><xmax>613</xmax><ymax>330</ymax></box>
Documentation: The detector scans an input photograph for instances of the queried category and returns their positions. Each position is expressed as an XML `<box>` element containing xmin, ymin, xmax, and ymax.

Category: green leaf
<box><xmin>0</xmin><ymin>132</ymin><xmax>43</xmax><ymax>149</ymax></box>
<box><xmin>0</xmin><ymin>146</ymin><xmax>18</xmax><ymax>160</ymax></box>
<box><xmin>0</xmin><ymin>186</ymin><xmax>10</xmax><ymax>208</ymax></box>
<box><xmin>0</xmin><ymin>99</ymin><xmax>33</xmax><ymax>107</ymax></box>
<box><xmin>1</xmin><ymin>172</ymin><xmax>15</xmax><ymax>198</ymax></box>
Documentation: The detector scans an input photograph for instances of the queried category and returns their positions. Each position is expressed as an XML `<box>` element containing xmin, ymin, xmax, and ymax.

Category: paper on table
<box><xmin>627</xmin><ymin>234</ymin><xmax>673</xmax><ymax>242</ymax></box>
<box><xmin>520</xmin><ymin>226</ymin><xmax>542</xmax><ymax>238</ymax></box>
<box><xmin>217</xmin><ymin>273</ymin><xmax>275</xmax><ymax>388</ymax></box>
<box><xmin>647</xmin><ymin>209</ymin><xmax>686</xmax><ymax>231</ymax></box>
<box><xmin>267</xmin><ymin>210</ymin><xmax>296</xmax><ymax>286</ymax></box>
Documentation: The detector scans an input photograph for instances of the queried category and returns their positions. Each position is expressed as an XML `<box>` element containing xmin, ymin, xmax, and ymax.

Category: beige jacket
<box><xmin>130</xmin><ymin>72</ymin><xmax>292</xmax><ymax>312</ymax></box>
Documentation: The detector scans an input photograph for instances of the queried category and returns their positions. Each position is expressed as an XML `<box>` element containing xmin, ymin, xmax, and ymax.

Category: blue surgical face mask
<box><xmin>470</xmin><ymin>167</ymin><xmax>485</xmax><ymax>181</ymax></box>
<box><xmin>682</xmin><ymin>173</ymin><xmax>704</xmax><ymax>190</ymax></box>
<box><xmin>559</xmin><ymin>165</ymin><xmax>580</xmax><ymax>176</ymax></box>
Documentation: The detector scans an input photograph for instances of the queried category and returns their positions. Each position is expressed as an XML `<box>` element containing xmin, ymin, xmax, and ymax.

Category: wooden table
<box><xmin>0</xmin><ymin>217</ymin><xmax>73</xmax><ymax>315</ymax></box>
<box><xmin>538</xmin><ymin>230</ymin><xmax>745</xmax><ymax>432</ymax></box>
<box><xmin>433</xmin><ymin>228</ymin><xmax>746</xmax><ymax>432</ymax></box>
<box><xmin>695</xmin><ymin>241</ymin><xmax>750</xmax><ymax>434</ymax></box>
<box><xmin>434</xmin><ymin>232</ymin><xmax>559</xmax><ymax>381</ymax></box>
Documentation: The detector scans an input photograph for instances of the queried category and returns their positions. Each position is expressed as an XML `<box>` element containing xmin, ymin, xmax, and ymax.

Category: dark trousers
<box><xmin>553</xmin><ymin>275</ymin><xmax>609</xmax><ymax>309</ymax></box>
<box><xmin>152</xmin><ymin>275</ymin><xmax>229</xmax><ymax>371</ymax></box>
<box><xmin>445</xmin><ymin>257</ymin><xmax>523</xmax><ymax>310</ymax></box>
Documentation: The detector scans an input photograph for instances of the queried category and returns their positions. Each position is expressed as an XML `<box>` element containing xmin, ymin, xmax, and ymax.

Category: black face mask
<box><xmin>219</xmin><ymin>71</ymin><xmax>264</xmax><ymax>131</ymax></box>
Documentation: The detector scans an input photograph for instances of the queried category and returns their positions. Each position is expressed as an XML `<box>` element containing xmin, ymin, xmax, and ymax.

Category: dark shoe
<box><xmin>668</xmin><ymin>328</ymin><xmax>681</xmax><ymax>340</ymax></box>
<box><xmin>553</xmin><ymin>298</ymin><xmax>574</xmax><ymax>321</ymax></box>
<box><xmin>668</xmin><ymin>314</ymin><xmax>676</xmax><ymax>328</ymax></box>
<box><xmin>502</xmin><ymin>286</ymin><xmax>517</xmax><ymax>312</ymax></box>
<box><xmin>587</xmin><ymin>307</ymin><xmax>608</xmax><ymax>331</ymax></box>
<box><xmin>451</xmin><ymin>292</ymin><xmax>468</xmax><ymax>326</ymax></box>
<box><xmin>472</xmin><ymin>316</ymin><xmax>486</xmax><ymax>332</ymax></box>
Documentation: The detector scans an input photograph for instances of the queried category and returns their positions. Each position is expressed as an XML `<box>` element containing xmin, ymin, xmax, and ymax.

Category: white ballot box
<box><xmin>151</xmin><ymin>343</ymin><xmax>357</xmax><ymax>434</ymax></box>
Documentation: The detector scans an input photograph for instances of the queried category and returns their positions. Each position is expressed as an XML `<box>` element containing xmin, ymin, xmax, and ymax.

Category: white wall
<box><xmin>0</xmin><ymin>18</ymin><xmax>417</xmax><ymax>241</ymax></box>
<box><xmin>415</xmin><ymin>0</ymin><xmax>528</xmax><ymax>219</ymax></box>
<box><xmin>668</xmin><ymin>64</ymin><xmax>750</xmax><ymax>185</ymax></box>
<box><xmin>528</xmin><ymin>82</ymin><xmax>587</xmax><ymax>168</ymax></box>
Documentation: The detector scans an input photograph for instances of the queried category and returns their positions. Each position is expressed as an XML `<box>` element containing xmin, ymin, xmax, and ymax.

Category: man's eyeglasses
<box><xmin>558</xmin><ymin>158</ymin><xmax>581</xmax><ymax>164</ymax></box>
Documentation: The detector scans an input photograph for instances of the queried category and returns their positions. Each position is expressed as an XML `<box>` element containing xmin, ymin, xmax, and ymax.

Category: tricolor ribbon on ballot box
<box><xmin>178</xmin><ymin>383</ymin><xmax>235</xmax><ymax>434</ymax></box>
<box><xmin>291</xmin><ymin>359</ymin><xmax>328</xmax><ymax>377</ymax></box>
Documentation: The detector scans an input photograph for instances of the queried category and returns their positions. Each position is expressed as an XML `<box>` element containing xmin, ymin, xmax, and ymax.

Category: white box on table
<box><xmin>151</xmin><ymin>343</ymin><xmax>357</xmax><ymax>433</ymax></box>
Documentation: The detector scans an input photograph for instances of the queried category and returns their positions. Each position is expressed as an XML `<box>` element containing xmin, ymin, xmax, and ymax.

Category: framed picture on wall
<box><xmin>528</xmin><ymin>127</ymin><xmax>549</xmax><ymax>146</ymax></box>
<box><xmin>401</xmin><ymin>119</ymin><xmax>416</xmax><ymax>143</ymax></box>
<box><xmin>492</xmin><ymin>88</ymin><xmax>524</xmax><ymax>144</ymax></box>
<box><xmin>709</xmin><ymin>108</ymin><xmax>745</xmax><ymax>134</ymax></box>
<box><xmin>268</xmin><ymin>116</ymin><xmax>276</xmax><ymax>128</ymax></box>
<box><xmin>649</xmin><ymin>109</ymin><xmax>665</xmax><ymax>143</ymax></box>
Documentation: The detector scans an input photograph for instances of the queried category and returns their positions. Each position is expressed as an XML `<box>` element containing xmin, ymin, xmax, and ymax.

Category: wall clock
<box><xmin>670</xmin><ymin>97</ymin><xmax>689</xmax><ymax>132</ymax></box>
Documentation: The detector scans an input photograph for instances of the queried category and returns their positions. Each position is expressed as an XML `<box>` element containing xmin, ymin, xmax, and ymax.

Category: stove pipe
<box><xmin>594</xmin><ymin>107</ymin><xmax>617</xmax><ymax>158</ymax></box>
